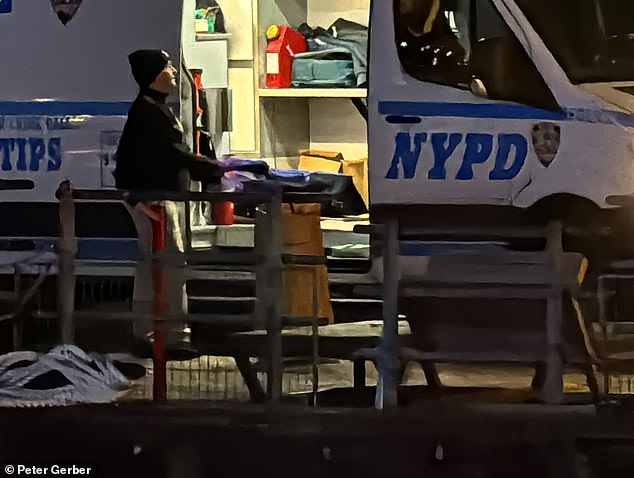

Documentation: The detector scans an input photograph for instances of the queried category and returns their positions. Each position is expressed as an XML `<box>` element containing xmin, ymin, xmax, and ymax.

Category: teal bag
<box><xmin>291</xmin><ymin>50</ymin><xmax>356</xmax><ymax>88</ymax></box>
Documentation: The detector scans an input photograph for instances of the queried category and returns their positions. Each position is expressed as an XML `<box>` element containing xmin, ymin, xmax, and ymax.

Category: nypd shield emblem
<box><xmin>50</xmin><ymin>0</ymin><xmax>83</xmax><ymax>26</ymax></box>
<box><xmin>531</xmin><ymin>122</ymin><xmax>561</xmax><ymax>168</ymax></box>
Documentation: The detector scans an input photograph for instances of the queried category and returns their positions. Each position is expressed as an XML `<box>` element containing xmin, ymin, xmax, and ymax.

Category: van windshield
<box><xmin>516</xmin><ymin>0</ymin><xmax>634</xmax><ymax>83</ymax></box>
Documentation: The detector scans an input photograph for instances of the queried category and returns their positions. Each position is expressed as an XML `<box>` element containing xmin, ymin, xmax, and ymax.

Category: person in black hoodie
<box><xmin>114</xmin><ymin>49</ymin><xmax>220</xmax><ymax>191</ymax></box>
<box><xmin>115</xmin><ymin>50</ymin><xmax>217</xmax><ymax>350</ymax></box>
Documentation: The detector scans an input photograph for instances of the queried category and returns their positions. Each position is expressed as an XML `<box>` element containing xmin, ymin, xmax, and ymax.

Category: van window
<box><xmin>394</xmin><ymin>0</ymin><xmax>559</xmax><ymax>111</ymax></box>
<box><xmin>394</xmin><ymin>0</ymin><xmax>471</xmax><ymax>87</ymax></box>
<box><xmin>516</xmin><ymin>0</ymin><xmax>634</xmax><ymax>84</ymax></box>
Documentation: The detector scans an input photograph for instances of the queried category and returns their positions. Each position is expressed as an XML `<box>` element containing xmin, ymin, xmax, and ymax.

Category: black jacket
<box><xmin>114</xmin><ymin>93</ymin><xmax>220</xmax><ymax>191</ymax></box>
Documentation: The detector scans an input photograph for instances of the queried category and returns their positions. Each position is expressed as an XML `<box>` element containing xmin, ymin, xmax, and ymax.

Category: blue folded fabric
<box><xmin>269</xmin><ymin>169</ymin><xmax>311</xmax><ymax>182</ymax></box>
<box><xmin>217</xmin><ymin>156</ymin><xmax>270</xmax><ymax>176</ymax></box>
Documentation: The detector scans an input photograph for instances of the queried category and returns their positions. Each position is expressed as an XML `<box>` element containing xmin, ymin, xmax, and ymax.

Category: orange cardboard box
<box><xmin>342</xmin><ymin>157</ymin><xmax>369</xmax><ymax>208</ymax></box>
<box><xmin>298</xmin><ymin>149</ymin><xmax>343</xmax><ymax>173</ymax></box>
<box><xmin>298</xmin><ymin>149</ymin><xmax>369</xmax><ymax>210</ymax></box>
<box><xmin>281</xmin><ymin>203</ymin><xmax>334</xmax><ymax>323</ymax></box>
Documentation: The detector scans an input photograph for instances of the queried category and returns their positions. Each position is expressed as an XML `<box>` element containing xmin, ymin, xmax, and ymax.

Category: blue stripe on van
<box><xmin>0</xmin><ymin>102</ymin><xmax>131</xmax><ymax>116</ymax></box>
<box><xmin>378</xmin><ymin>101</ymin><xmax>568</xmax><ymax>121</ymax></box>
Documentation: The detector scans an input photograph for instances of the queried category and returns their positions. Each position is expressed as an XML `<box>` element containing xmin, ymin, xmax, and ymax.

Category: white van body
<box><xmin>368</xmin><ymin>0</ymin><xmax>634</xmax><ymax>214</ymax></box>
<box><xmin>0</xmin><ymin>0</ymin><xmax>183</xmax><ymax>202</ymax></box>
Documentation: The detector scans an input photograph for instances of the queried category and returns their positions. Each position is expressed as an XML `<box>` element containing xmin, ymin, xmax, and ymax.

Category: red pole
<box><xmin>149</xmin><ymin>203</ymin><xmax>168</xmax><ymax>402</ymax></box>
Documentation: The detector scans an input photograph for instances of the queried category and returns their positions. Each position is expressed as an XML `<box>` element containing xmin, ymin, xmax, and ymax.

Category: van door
<box><xmin>369</xmin><ymin>0</ymin><xmax>562</xmax><ymax>207</ymax></box>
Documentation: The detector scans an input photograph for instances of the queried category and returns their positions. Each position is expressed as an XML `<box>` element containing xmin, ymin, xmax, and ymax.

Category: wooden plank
<box><xmin>192</xmin><ymin>334</ymin><xmax>380</xmax><ymax>360</ymax></box>
<box><xmin>185</xmin><ymin>269</ymin><xmax>255</xmax><ymax>281</ymax></box>
<box><xmin>376</xmin><ymin>219</ymin><xmax>399</xmax><ymax>410</ymax></box>
<box><xmin>414</xmin><ymin>259</ymin><xmax>583</xmax><ymax>286</ymax></box>
<box><xmin>184</xmin><ymin>249</ymin><xmax>259</xmax><ymax>266</ymax></box>
<box><xmin>354</xmin><ymin>224</ymin><xmax>548</xmax><ymax>239</ymax></box>
<box><xmin>330</xmin><ymin>298</ymin><xmax>383</xmax><ymax>304</ymax></box>
<box><xmin>357</xmin><ymin>284</ymin><xmax>571</xmax><ymax>301</ymax></box>
<box><xmin>400</xmin><ymin>286</ymin><xmax>551</xmax><ymax>300</ymax></box>
<box><xmin>0</xmin><ymin>291</ymin><xmax>17</xmax><ymax>301</ymax></box>
<box><xmin>356</xmin><ymin>224</ymin><xmax>607</xmax><ymax>241</ymax></box>
<box><xmin>328</xmin><ymin>273</ymin><xmax>377</xmax><ymax>285</ymax></box>
<box><xmin>398</xmin><ymin>347</ymin><xmax>544</xmax><ymax>364</ymax></box>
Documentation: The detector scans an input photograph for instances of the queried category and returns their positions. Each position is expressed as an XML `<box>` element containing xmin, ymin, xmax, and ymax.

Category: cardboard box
<box><xmin>298</xmin><ymin>149</ymin><xmax>369</xmax><ymax>210</ymax></box>
<box><xmin>298</xmin><ymin>149</ymin><xmax>343</xmax><ymax>173</ymax></box>
<box><xmin>342</xmin><ymin>157</ymin><xmax>369</xmax><ymax>208</ymax></box>
<box><xmin>281</xmin><ymin>203</ymin><xmax>334</xmax><ymax>323</ymax></box>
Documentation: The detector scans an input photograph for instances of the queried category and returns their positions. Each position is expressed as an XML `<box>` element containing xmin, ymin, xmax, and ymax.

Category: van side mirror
<box><xmin>470</xmin><ymin>78</ymin><xmax>488</xmax><ymax>98</ymax></box>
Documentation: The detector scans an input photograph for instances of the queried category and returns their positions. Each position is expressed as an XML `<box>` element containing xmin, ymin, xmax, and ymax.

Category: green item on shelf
<box><xmin>195</xmin><ymin>9</ymin><xmax>204</xmax><ymax>19</ymax></box>
<box><xmin>292</xmin><ymin>53</ymin><xmax>356</xmax><ymax>88</ymax></box>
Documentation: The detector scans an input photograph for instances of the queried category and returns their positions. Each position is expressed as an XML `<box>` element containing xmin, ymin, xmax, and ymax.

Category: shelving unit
<box><xmin>182</xmin><ymin>0</ymin><xmax>229</xmax><ymax>89</ymax></box>
<box><xmin>208</xmin><ymin>0</ymin><xmax>370</xmax><ymax>164</ymax></box>
<box><xmin>255</xmin><ymin>0</ymin><xmax>370</xmax><ymax>168</ymax></box>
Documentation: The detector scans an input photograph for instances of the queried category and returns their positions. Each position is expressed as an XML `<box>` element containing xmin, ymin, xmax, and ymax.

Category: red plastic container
<box><xmin>266</xmin><ymin>25</ymin><xmax>307</xmax><ymax>88</ymax></box>
<box><xmin>212</xmin><ymin>201</ymin><xmax>235</xmax><ymax>225</ymax></box>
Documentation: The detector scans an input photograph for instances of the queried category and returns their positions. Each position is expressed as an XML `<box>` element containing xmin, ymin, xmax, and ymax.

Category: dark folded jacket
<box><xmin>297</xmin><ymin>18</ymin><xmax>368</xmax><ymax>87</ymax></box>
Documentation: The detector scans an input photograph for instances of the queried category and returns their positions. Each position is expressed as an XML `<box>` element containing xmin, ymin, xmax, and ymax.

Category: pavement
<box><xmin>1</xmin><ymin>396</ymin><xmax>634</xmax><ymax>477</ymax></box>
<box><xmin>2</xmin><ymin>323</ymin><xmax>634</xmax><ymax>477</ymax></box>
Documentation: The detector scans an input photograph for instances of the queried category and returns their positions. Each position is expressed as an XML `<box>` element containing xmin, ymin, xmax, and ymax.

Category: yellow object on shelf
<box><xmin>266</xmin><ymin>24</ymin><xmax>280</xmax><ymax>41</ymax></box>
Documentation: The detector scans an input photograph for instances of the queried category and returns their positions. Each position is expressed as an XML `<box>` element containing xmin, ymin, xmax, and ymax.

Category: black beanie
<box><xmin>128</xmin><ymin>50</ymin><xmax>171</xmax><ymax>88</ymax></box>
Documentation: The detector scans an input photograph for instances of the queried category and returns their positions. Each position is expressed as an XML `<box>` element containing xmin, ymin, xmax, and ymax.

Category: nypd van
<box><xmin>369</xmin><ymin>0</ymin><xmax>634</xmax><ymax>241</ymax></box>
<box><xmin>0</xmin><ymin>0</ymin><xmax>201</xmax><ymax>204</ymax></box>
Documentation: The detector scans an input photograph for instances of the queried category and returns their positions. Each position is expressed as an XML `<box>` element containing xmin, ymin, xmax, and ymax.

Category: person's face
<box><xmin>150</xmin><ymin>61</ymin><xmax>177</xmax><ymax>94</ymax></box>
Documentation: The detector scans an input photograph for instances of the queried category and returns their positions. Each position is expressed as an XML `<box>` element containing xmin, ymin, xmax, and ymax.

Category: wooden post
<box><xmin>353</xmin><ymin>359</ymin><xmax>366</xmax><ymax>390</ymax></box>
<box><xmin>12</xmin><ymin>267</ymin><xmax>23</xmax><ymax>350</ymax></box>
<box><xmin>56</xmin><ymin>180</ymin><xmax>77</xmax><ymax>345</ymax></box>
<box><xmin>535</xmin><ymin>221</ymin><xmax>565</xmax><ymax>404</ymax></box>
<box><xmin>254</xmin><ymin>189</ymin><xmax>283</xmax><ymax>403</ymax></box>
<box><xmin>268</xmin><ymin>190</ymin><xmax>283</xmax><ymax>404</ymax></box>
<box><xmin>253</xmin><ymin>191</ymin><xmax>283</xmax><ymax>404</ymax></box>
<box><xmin>375</xmin><ymin>218</ymin><xmax>400</xmax><ymax>410</ymax></box>
<box><xmin>150</xmin><ymin>203</ymin><xmax>168</xmax><ymax>402</ymax></box>
<box><xmin>233</xmin><ymin>355</ymin><xmax>266</xmax><ymax>403</ymax></box>
<box><xmin>597</xmin><ymin>275</ymin><xmax>610</xmax><ymax>395</ymax></box>
<box><xmin>311</xmin><ymin>266</ymin><xmax>320</xmax><ymax>406</ymax></box>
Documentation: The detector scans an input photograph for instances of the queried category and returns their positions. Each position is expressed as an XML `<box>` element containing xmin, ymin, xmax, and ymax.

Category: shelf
<box><xmin>258</xmin><ymin>88</ymin><xmax>367</xmax><ymax>98</ymax></box>
<box><xmin>196</xmin><ymin>33</ymin><xmax>232</xmax><ymax>41</ymax></box>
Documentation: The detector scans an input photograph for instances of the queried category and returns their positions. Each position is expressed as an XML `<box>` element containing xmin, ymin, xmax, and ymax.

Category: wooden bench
<box><xmin>355</xmin><ymin>219</ymin><xmax>597</xmax><ymax>408</ymax></box>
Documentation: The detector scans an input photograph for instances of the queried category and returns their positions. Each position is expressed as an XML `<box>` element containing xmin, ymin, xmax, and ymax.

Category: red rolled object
<box><xmin>212</xmin><ymin>201</ymin><xmax>234</xmax><ymax>225</ymax></box>
<box><xmin>149</xmin><ymin>203</ymin><xmax>168</xmax><ymax>253</ymax></box>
